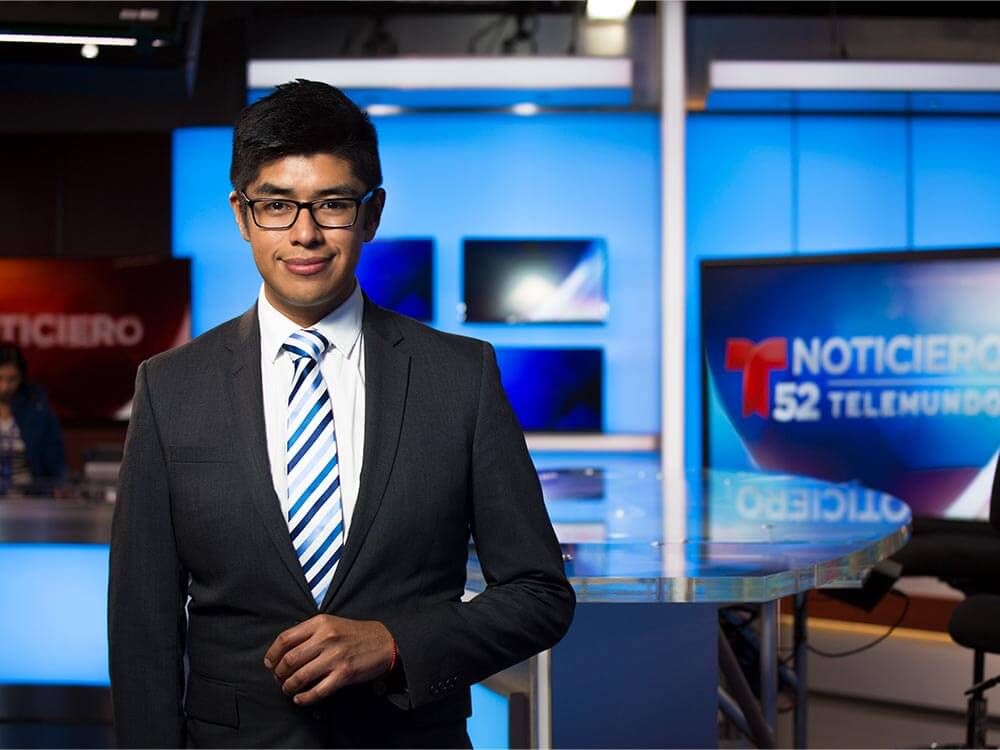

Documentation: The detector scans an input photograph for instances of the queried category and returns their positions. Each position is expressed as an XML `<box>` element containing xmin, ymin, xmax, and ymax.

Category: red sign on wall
<box><xmin>0</xmin><ymin>257</ymin><xmax>190</xmax><ymax>420</ymax></box>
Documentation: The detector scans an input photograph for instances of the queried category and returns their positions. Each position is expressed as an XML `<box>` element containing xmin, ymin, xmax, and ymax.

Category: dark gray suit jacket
<box><xmin>108</xmin><ymin>298</ymin><xmax>575</xmax><ymax>748</ymax></box>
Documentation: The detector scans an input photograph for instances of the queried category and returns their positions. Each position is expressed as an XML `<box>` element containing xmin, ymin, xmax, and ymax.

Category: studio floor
<box><xmin>771</xmin><ymin>691</ymin><xmax>1000</xmax><ymax>749</ymax></box>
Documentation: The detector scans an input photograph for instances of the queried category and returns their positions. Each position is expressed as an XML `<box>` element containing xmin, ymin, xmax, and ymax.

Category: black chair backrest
<box><xmin>991</xmin><ymin>450</ymin><xmax>1000</xmax><ymax>534</ymax></box>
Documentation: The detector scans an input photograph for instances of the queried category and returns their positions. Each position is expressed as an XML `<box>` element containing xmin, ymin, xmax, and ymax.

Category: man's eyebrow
<box><xmin>254</xmin><ymin>183</ymin><xmax>294</xmax><ymax>196</ymax></box>
<box><xmin>311</xmin><ymin>184</ymin><xmax>363</xmax><ymax>198</ymax></box>
<box><xmin>250</xmin><ymin>183</ymin><xmax>362</xmax><ymax>198</ymax></box>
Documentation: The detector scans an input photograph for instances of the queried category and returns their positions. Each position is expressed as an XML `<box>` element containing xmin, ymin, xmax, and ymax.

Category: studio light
<box><xmin>0</xmin><ymin>33</ymin><xmax>137</xmax><ymax>47</ymax></box>
<box><xmin>511</xmin><ymin>102</ymin><xmax>540</xmax><ymax>116</ymax></box>
<box><xmin>586</xmin><ymin>0</ymin><xmax>637</xmax><ymax>22</ymax></box>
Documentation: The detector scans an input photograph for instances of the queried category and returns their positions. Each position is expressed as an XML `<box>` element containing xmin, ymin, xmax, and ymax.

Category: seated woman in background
<box><xmin>0</xmin><ymin>344</ymin><xmax>66</xmax><ymax>493</ymax></box>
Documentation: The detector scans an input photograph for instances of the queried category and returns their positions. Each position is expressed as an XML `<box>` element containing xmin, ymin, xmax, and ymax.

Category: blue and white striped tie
<box><xmin>283</xmin><ymin>329</ymin><xmax>344</xmax><ymax>606</ymax></box>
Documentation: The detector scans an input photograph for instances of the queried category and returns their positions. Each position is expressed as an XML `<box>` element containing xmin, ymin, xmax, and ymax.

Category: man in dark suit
<box><xmin>108</xmin><ymin>80</ymin><xmax>574</xmax><ymax>748</ymax></box>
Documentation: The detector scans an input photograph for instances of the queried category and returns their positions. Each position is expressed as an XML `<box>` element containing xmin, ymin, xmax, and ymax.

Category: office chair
<box><xmin>947</xmin><ymin>454</ymin><xmax>1000</xmax><ymax>748</ymax></box>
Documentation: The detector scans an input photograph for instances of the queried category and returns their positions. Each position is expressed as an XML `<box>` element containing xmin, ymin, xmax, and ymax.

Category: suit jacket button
<box><xmin>311</xmin><ymin>710</ymin><xmax>322</xmax><ymax>720</ymax></box>
<box><xmin>372</xmin><ymin>680</ymin><xmax>387</xmax><ymax>696</ymax></box>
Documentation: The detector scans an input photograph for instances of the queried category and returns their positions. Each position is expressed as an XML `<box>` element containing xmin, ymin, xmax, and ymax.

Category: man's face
<box><xmin>229</xmin><ymin>152</ymin><xmax>384</xmax><ymax>327</ymax></box>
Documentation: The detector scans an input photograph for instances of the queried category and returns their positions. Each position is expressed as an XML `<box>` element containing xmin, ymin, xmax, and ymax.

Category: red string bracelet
<box><xmin>388</xmin><ymin>637</ymin><xmax>399</xmax><ymax>673</ymax></box>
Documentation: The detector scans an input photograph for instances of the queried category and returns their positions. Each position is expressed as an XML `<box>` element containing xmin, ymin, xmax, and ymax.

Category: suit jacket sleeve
<box><xmin>381</xmin><ymin>342</ymin><xmax>575</xmax><ymax>708</ymax></box>
<box><xmin>108</xmin><ymin>361</ymin><xmax>188</xmax><ymax>748</ymax></box>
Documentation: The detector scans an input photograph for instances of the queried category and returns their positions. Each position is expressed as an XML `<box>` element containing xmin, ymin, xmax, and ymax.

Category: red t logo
<box><xmin>724</xmin><ymin>338</ymin><xmax>788</xmax><ymax>418</ymax></box>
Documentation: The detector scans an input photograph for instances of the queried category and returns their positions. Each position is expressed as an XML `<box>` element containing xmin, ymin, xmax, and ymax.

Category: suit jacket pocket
<box><xmin>167</xmin><ymin>445</ymin><xmax>234</xmax><ymax>464</ymax></box>
<box><xmin>185</xmin><ymin>672</ymin><xmax>240</xmax><ymax>729</ymax></box>
<box><xmin>411</xmin><ymin>689</ymin><xmax>472</xmax><ymax>728</ymax></box>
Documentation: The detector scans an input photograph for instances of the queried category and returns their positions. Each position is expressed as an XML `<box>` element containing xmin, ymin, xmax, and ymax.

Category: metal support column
<box><xmin>759</xmin><ymin>599</ymin><xmax>780</xmax><ymax>732</ymax></box>
<box><xmin>793</xmin><ymin>592</ymin><xmax>808</xmax><ymax>749</ymax></box>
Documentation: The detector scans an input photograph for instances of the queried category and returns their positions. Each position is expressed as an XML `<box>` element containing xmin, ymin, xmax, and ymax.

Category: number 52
<box><xmin>772</xmin><ymin>382</ymin><xmax>821</xmax><ymax>422</ymax></box>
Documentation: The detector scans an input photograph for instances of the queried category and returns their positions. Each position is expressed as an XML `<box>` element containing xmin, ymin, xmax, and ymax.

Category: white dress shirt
<box><xmin>258</xmin><ymin>283</ymin><xmax>365</xmax><ymax>540</ymax></box>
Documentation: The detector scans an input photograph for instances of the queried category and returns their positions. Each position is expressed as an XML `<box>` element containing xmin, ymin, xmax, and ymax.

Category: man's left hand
<box><xmin>264</xmin><ymin>615</ymin><xmax>394</xmax><ymax>705</ymax></box>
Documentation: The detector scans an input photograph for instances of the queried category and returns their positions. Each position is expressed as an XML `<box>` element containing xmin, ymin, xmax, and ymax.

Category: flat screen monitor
<box><xmin>495</xmin><ymin>347</ymin><xmax>602</xmax><ymax>432</ymax></box>
<box><xmin>357</xmin><ymin>238</ymin><xmax>433</xmax><ymax>321</ymax></box>
<box><xmin>701</xmin><ymin>249</ymin><xmax>1000</xmax><ymax>521</ymax></box>
<box><xmin>462</xmin><ymin>239</ymin><xmax>609</xmax><ymax>323</ymax></box>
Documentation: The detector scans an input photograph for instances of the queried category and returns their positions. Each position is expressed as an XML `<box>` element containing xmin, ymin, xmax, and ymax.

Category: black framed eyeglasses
<box><xmin>240</xmin><ymin>188</ymin><xmax>379</xmax><ymax>230</ymax></box>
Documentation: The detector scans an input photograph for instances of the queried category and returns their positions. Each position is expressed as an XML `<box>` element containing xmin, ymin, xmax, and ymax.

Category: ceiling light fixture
<box><xmin>0</xmin><ymin>33</ymin><xmax>137</xmax><ymax>47</ymax></box>
<box><xmin>710</xmin><ymin>61</ymin><xmax>1000</xmax><ymax>92</ymax></box>
<box><xmin>248</xmin><ymin>57</ymin><xmax>632</xmax><ymax>91</ymax></box>
<box><xmin>586</xmin><ymin>0</ymin><xmax>637</xmax><ymax>22</ymax></box>
<box><xmin>80</xmin><ymin>43</ymin><xmax>99</xmax><ymax>59</ymax></box>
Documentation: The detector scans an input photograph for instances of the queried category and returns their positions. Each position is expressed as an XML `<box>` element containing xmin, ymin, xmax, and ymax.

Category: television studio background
<box><xmin>1</xmin><ymin>1</ymin><xmax>999</xmax><ymax>748</ymax></box>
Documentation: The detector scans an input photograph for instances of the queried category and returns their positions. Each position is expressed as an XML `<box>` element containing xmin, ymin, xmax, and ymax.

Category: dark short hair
<box><xmin>230</xmin><ymin>79</ymin><xmax>382</xmax><ymax>195</ymax></box>
<box><xmin>0</xmin><ymin>343</ymin><xmax>28</xmax><ymax>394</ymax></box>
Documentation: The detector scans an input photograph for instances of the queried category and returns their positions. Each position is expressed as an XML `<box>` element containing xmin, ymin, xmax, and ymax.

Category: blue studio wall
<box><xmin>686</xmin><ymin>113</ymin><xmax>1000</xmax><ymax>470</ymax></box>
<box><xmin>176</xmin><ymin>110</ymin><xmax>1000</xmax><ymax>462</ymax></box>
<box><xmin>173</xmin><ymin>113</ymin><xmax>662</xmax><ymax>435</ymax></box>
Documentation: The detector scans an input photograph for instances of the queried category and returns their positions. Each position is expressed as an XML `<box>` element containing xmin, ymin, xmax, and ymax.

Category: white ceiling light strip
<box><xmin>248</xmin><ymin>57</ymin><xmax>632</xmax><ymax>90</ymax></box>
<box><xmin>586</xmin><ymin>0</ymin><xmax>637</xmax><ymax>22</ymax></box>
<box><xmin>0</xmin><ymin>33</ymin><xmax>137</xmax><ymax>47</ymax></box>
<box><xmin>710</xmin><ymin>60</ymin><xmax>1000</xmax><ymax>92</ymax></box>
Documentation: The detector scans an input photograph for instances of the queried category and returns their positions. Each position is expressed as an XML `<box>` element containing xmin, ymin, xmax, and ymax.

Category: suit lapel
<box><xmin>223</xmin><ymin>306</ymin><xmax>315</xmax><ymax>607</ymax></box>
<box><xmin>322</xmin><ymin>298</ymin><xmax>411</xmax><ymax>609</ymax></box>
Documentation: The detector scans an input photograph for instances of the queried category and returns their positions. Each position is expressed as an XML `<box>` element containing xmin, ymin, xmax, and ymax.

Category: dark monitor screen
<box><xmin>463</xmin><ymin>239</ymin><xmax>608</xmax><ymax>323</ymax></box>
<box><xmin>357</xmin><ymin>238</ymin><xmax>433</xmax><ymax>321</ymax></box>
<box><xmin>495</xmin><ymin>347</ymin><xmax>603</xmax><ymax>432</ymax></box>
<box><xmin>701</xmin><ymin>248</ymin><xmax>1000</xmax><ymax>522</ymax></box>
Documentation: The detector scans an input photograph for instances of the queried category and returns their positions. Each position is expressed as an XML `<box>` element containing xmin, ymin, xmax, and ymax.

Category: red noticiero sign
<box><xmin>0</xmin><ymin>257</ymin><xmax>190</xmax><ymax>420</ymax></box>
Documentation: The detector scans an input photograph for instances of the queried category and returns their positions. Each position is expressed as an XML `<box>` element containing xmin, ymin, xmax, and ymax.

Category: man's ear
<box><xmin>229</xmin><ymin>190</ymin><xmax>251</xmax><ymax>242</ymax></box>
<box><xmin>362</xmin><ymin>188</ymin><xmax>386</xmax><ymax>244</ymax></box>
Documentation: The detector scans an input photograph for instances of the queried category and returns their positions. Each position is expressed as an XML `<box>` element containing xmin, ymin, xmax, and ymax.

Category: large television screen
<box><xmin>701</xmin><ymin>249</ymin><xmax>1000</xmax><ymax>521</ymax></box>
<box><xmin>463</xmin><ymin>239</ymin><xmax>609</xmax><ymax>323</ymax></box>
<box><xmin>495</xmin><ymin>347</ymin><xmax>602</xmax><ymax>432</ymax></box>
<box><xmin>357</xmin><ymin>238</ymin><xmax>433</xmax><ymax>321</ymax></box>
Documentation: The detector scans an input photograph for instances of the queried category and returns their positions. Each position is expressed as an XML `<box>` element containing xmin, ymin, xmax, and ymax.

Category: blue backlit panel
<box><xmin>463</xmin><ymin>238</ymin><xmax>608</xmax><ymax>323</ymax></box>
<box><xmin>469</xmin><ymin>684</ymin><xmax>510</xmax><ymax>749</ymax></box>
<box><xmin>913</xmin><ymin>117</ymin><xmax>1000</xmax><ymax>249</ymax></box>
<box><xmin>702</xmin><ymin>251</ymin><xmax>1000</xmax><ymax>521</ymax></box>
<box><xmin>174</xmin><ymin>113</ymin><xmax>660</xmax><ymax>434</ymax></box>
<box><xmin>496</xmin><ymin>347</ymin><xmax>602</xmax><ymax>432</ymax></box>
<box><xmin>686</xmin><ymin>113</ymin><xmax>794</xmax><ymax>469</ymax></box>
<box><xmin>357</xmin><ymin>238</ymin><xmax>433</xmax><ymax>321</ymax></box>
<box><xmin>0</xmin><ymin>544</ymin><xmax>110</xmax><ymax>685</ymax></box>
<box><xmin>797</xmin><ymin>116</ymin><xmax>908</xmax><ymax>253</ymax></box>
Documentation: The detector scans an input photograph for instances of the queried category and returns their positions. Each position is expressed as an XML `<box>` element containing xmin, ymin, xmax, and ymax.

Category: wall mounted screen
<box><xmin>701</xmin><ymin>249</ymin><xmax>1000</xmax><ymax>521</ymax></box>
<box><xmin>463</xmin><ymin>239</ymin><xmax>609</xmax><ymax>323</ymax></box>
<box><xmin>357</xmin><ymin>238</ymin><xmax>433</xmax><ymax>321</ymax></box>
<box><xmin>0</xmin><ymin>258</ymin><xmax>190</xmax><ymax>420</ymax></box>
<box><xmin>495</xmin><ymin>347</ymin><xmax>602</xmax><ymax>432</ymax></box>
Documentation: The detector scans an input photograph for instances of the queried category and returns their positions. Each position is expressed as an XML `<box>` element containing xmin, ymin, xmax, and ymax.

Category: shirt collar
<box><xmin>257</xmin><ymin>281</ymin><xmax>364</xmax><ymax>363</ymax></box>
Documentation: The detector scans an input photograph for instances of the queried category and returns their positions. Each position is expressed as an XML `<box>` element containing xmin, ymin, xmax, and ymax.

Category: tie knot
<box><xmin>283</xmin><ymin>329</ymin><xmax>330</xmax><ymax>362</ymax></box>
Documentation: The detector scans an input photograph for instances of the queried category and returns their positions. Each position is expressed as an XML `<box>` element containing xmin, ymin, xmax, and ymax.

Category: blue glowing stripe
<box><xmin>248</xmin><ymin>87</ymin><xmax>632</xmax><ymax>109</ymax></box>
<box><xmin>912</xmin><ymin>92</ymin><xmax>1000</xmax><ymax>114</ymax></box>
<box><xmin>704</xmin><ymin>91</ymin><xmax>794</xmax><ymax>112</ymax></box>
<box><xmin>707</xmin><ymin>90</ymin><xmax>1000</xmax><ymax>115</ymax></box>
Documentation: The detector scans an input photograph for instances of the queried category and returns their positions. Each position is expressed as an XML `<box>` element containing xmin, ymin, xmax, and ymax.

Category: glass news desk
<box><xmin>468</xmin><ymin>467</ymin><xmax>912</xmax><ymax>749</ymax></box>
<box><xmin>0</xmin><ymin>467</ymin><xmax>910</xmax><ymax>749</ymax></box>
